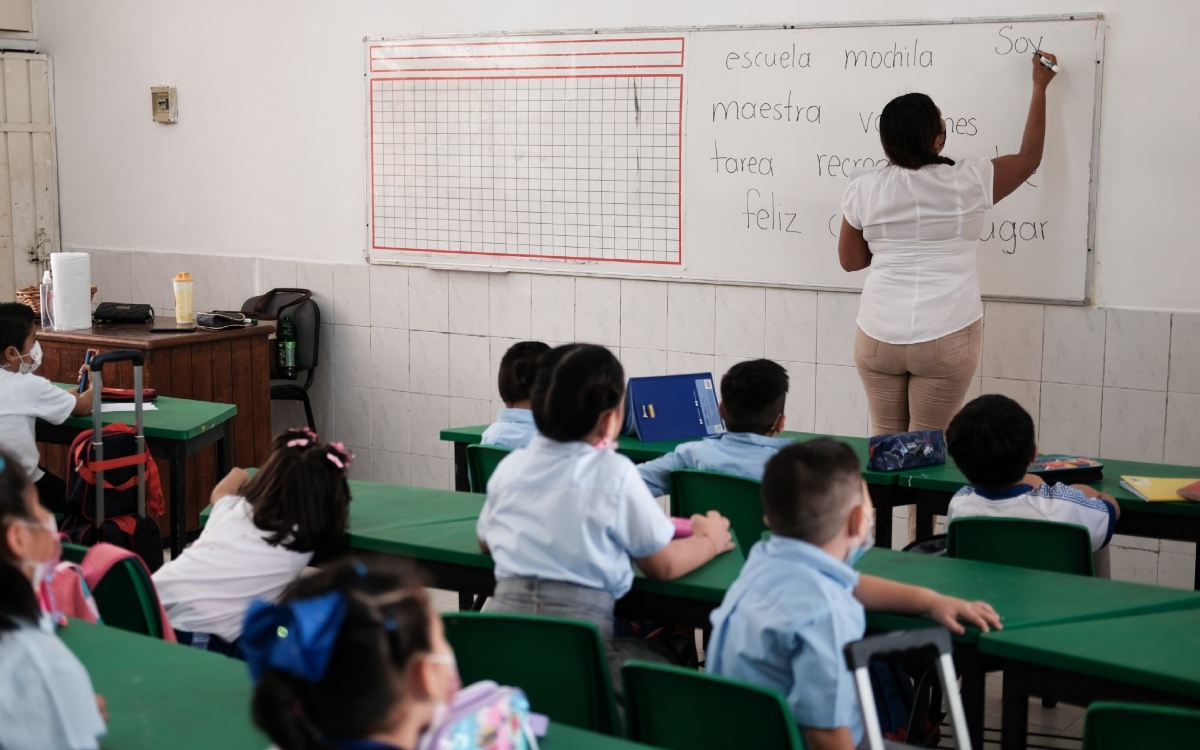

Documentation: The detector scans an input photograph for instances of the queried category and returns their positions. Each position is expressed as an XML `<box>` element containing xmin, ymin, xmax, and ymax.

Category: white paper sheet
<box><xmin>100</xmin><ymin>403</ymin><xmax>159</xmax><ymax>413</ymax></box>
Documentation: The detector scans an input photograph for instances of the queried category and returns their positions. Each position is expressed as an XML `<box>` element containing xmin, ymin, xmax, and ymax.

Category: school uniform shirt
<box><xmin>480</xmin><ymin>408</ymin><xmax>538</xmax><ymax>450</ymax></box>
<box><xmin>0</xmin><ymin>369</ymin><xmax>77</xmax><ymax>482</ymax></box>
<box><xmin>0</xmin><ymin>615</ymin><xmax>106</xmax><ymax>750</ymax></box>
<box><xmin>842</xmin><ymin>157</ymin><xmax>994</xmax><ymax>345</ymax></box>
<box><xmin>947</xmin><ymin>483</ymin><xmax>1116</xmax><ymax>552</ymax></box>
<box><xmin>709</xmin><ymin>535</ymin><xmax>865</xmax><ymax>744</ymax></box>
<box><xmin>477</xmin><ymin>434</ymin><xmax>675</xmax><ymax>599</ymax></box>
<box><xmin>636</xmin><ymin>432</ymin><xmax>792</xmax><ymax>496</ymax></box>
<box><xmin>152</xmin><ymin>494</ymin><xmax>313</xmax><ymax>642</ymax></box>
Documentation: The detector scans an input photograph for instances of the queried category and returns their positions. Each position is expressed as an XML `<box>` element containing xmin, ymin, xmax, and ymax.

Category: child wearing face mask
<box><xmin>0</xmin><ymin>450</ymin><xmax>107</xmax><ymax>750</ymax></box>
<box><xmin>477</xmin><ymin>344</ymin><xmax>735</xmax><ymax>678</ymax></box>
<box><xmin>244</xmin><ymin>556</ymin><xmax>460</xmax><ymax>750</ymax></box>
<box><xmin>708</xmin><ymin>439</ymin><xmax>1002</xmax><ymax>750</ymax></box>
<box><xmin>0</xmin><ymin>303</ymin><xmax>94</xmax><ymax>514</ymax></box>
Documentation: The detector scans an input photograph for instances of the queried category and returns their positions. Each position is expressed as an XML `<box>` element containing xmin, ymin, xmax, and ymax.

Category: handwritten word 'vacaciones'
<box><xmin>726</xmin><ymin>44</ymin><xmax>812</xmax><ymax>70</ymax></box>
<box><xmin>845</xmin><ymin>40</ymin><xmax>932</xmax><ymax>69</ymax></box>
<box><xmin>744</xmin><ymin>189</ymin><xmax>802</xmax><ymax>233</ymax></box>
<box><xmin>712</xmin><ymin>92</ymin><xmax>821</xmax><ymax>123</ymax></box>
<box><xmin>712</xmin><ymin>141</ymin><xmax>774</xmax><ymax>175</ymax></box>
<box><xmin>859</xmin><ymin>111</ymin><xmax>979</xmax><ymax>137</ymax></box>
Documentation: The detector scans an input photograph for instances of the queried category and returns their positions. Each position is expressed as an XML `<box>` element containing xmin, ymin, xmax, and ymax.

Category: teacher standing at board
<box><xmin>838</xmin><ymin>52</ymin><xmax>1057</xmax><ymax>436</ymax></box>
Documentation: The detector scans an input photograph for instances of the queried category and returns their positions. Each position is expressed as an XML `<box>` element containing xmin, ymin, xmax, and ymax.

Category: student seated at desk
<box><xmin>153</xmin><ymin>427</ymin><xmax>353</xmax><ymax>655</ymax></box>
<box><xmin>0</xmin><ymin>450</ymin><xmax>106</xmax><ymax>750</ymax></box>
<box><xmin>481</xmin><ymin>340</ymin><xmax>550</xmax><ymax>450</ymax></box>
<box><xmin>243</xmin><ymin>557</ymin><xmax>460</xmax><ymax>750</ymax></box>
<box><xmin>945</xmin><ymin>394</ymin><xmax>1120</xmax><ymax>576</ymax></box>
<box><xmin>709</xmin><ymin>439</ymin><xmax>1001</xmax><ymax>750</ymax></box>
<box><xmin>477</xmin><ymin>345</ymin><xmax>734</xmax><ymax>670</ymax></box>
<box><xmin>0</xmin><ymin>303</ymin><xmax>94</xmax><ymax>514</ymax></box>
<box><xmin>637</xmin><ymin>359</ymin><xmax>792</xmax><ymax>496</ymax></box>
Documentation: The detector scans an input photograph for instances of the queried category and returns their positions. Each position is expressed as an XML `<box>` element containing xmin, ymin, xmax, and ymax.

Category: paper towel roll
<box><xmin>50</xmin><ymin>252</ymin><xmax>92</xmax><ymax>331</ymax></box>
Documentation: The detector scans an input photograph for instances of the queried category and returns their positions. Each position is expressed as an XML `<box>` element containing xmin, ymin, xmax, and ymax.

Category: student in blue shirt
<box><xmin>478</xmin><ymin>344</ymin><xmax>734</xmax><ymax>670</ymax></box>
<box><xmin>480</xmin><ymin>341</ymin><xmax>550</xmax><ymax>450</ymax></box>
<box><xmin>0</xmin><ymin>450</ymin><xmax>106</xmax><ymax>750</ymax></box>
<box><xmin>709</xmin><ymin>439</ymin><xmax>1002</xmax><ymax>750</ymax></box>
<box><xmin>638</xmin><ymin>358</ymin><xmax>792</xmax><ymax>496</ymax></box>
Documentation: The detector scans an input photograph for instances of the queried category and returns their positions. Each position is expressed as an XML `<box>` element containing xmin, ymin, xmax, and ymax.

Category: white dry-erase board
<box><xmin>365</xmin><ymin>14</ymin><xmax>1105</xmax><ymax>303</ymax></box>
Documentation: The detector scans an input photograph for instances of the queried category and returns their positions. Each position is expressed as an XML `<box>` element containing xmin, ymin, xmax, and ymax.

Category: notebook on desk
<box><xmin>622</xmin><ymin>372</ymin><xmax>725</xmax><ymax>443</ymax></box>
<box><xmin>1120</xmin><ymin>476</ymin><xmax>1200</xmax><ymax>502</ymax></box>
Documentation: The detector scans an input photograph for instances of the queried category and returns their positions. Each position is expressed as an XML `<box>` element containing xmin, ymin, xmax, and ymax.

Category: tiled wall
<box><xmin>88</xmin><ymin>249</ymin><xmax>1200</xmax><ymax>588</ymax></box>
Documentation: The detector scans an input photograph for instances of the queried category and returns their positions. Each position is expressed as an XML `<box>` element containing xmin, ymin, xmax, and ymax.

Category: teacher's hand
<box><xmin>1032</xmin><ymin>50</ymin><xmax>1057</xmax><ymax>89</ymax></box>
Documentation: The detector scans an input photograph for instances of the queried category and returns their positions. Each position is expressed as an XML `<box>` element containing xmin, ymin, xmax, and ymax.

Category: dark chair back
<box><xmin>242</xmin><ymin>288</ymin><xmax>321</xmax><ymax>373</ymax></box>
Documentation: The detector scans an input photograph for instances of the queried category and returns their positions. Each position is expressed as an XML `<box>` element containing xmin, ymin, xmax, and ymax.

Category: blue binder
<box><xmin>622</xmin><ymin>372</ymin><xmax>726</xmax><ymax>443</ymax></box>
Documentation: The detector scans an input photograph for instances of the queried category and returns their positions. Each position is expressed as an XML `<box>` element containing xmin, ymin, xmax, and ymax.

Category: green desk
<box><xmin>37</xmin><ymin>385</ymin><xmax>238</xmax><ymax>557</ymax></box>
<box><xmin>857</xmin><ymin>548</ymin><xmax>1200</xmax><ymax>749</ymax></box>
<box><xmin>349</xmin><ymin>516</ymin><xmax>746</xmax><ymax>629</ymax></box>
<box><xmin>979</xmin><ymin>609</ymin><xmax>1200</xmax><ymax>750</ymax></box>
<box><xmin>60</xmin><ymin>619</ymin><xmax>654</xmax><ymax>750</ymax></box>
<box><xmin>892</xmin><ymin>454</ymin><xmax>1200</xmax><ymax>589</ymax></box>
<box><xmin>441</xmin><ymin>425</ymin><xmax>902</xmax><ymax>546</ymax></box>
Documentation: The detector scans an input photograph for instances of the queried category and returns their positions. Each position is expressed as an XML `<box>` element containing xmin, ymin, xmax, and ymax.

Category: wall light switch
<box><xmin>151</xmin><ymin>85</ymin><xmax>178</xmax><ymax>124</ymax></box>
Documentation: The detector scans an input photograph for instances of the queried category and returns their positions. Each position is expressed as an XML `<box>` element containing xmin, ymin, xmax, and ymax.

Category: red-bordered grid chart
<box><xmin>367</xmin><ymin>36</ymin><xmax>684</xmax><ymax>265</ymax></box>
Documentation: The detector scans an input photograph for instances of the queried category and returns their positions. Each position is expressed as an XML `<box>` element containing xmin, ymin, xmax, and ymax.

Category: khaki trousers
<box><xmin>853</xmin><ymin>319</ymin><xmax>983</xmax><ymax>436</ymax></box>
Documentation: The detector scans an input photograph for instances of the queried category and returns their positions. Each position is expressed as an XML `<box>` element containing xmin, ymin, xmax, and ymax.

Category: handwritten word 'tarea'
<box><xmin>712</xmin><ymin>141</ymin><xmax>774</xmax><ymax>176</ymax></box>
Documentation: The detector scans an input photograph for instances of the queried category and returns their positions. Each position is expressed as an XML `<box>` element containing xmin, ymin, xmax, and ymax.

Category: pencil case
<box><xmin>100</xmin><ymin>387</ymin><xmax>158</xmax><ymax>403</ymax></box>
<box><xmin>867</xmin><ymin>430</ymin><xmax>946</xmax><ymax>472</ymax></box>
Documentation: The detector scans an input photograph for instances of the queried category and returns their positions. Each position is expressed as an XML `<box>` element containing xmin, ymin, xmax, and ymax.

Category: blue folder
<box><xmin>622</xmin><ymin>372</ymin><xmax>726</xmax><ymax>443</ymax></box>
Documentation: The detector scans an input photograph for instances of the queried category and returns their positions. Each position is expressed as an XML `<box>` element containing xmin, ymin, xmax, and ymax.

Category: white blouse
<box><xmin>842</xmin><ymin>156</ymin><xmax>994</xmax><ymax>345</ymax></box>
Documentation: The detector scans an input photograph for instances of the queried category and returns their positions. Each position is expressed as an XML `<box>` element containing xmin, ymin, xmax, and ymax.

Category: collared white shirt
<box><xmin>948</xmin><ymin>482</ymin><xmax>1116</xmax><ymax>552</ymax></box>
<box><xmin>637</xmin><ymin>432</ymin><xmax>792</xmax><ymax>496</ymax></box>
<box><xmin>0</xmin><ymin>369</ymin><xmax>76</xmax><ymax>482</ymax></box>
<box><xmin>842</xmin><ymin>157</ymin><xmax>994</xmax><ymax>345</ymax></box>
<box><xmin>480</xmin><ymin>408</ymin><xmax>538</xmax><ymax>450</ymax></box>
<box><xmin>478</xmin><ymin>434</ymin><xmax>675</xmax><ymax>598</ymax></box>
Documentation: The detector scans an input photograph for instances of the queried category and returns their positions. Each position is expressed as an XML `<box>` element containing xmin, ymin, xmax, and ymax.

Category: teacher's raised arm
<box><xmin>993</xmin><ymin>51</ymin><xmax>1059</xmax><ymax>203</ymax></box>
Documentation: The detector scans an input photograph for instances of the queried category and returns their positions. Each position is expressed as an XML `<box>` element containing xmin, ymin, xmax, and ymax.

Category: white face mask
<box><xmin>17</xmin><ymin>513</ymin><xmax>59</xmax><ymax>590</ymax></box>
<box><xmin>845</xmin><ymin>506</ymin><xmax>876</xmax><ymax>568</ymax></box>
<box><xmin>17</xmin><ymin>341</ymin><xmax>42</xmax><ymax>375</ymax></box>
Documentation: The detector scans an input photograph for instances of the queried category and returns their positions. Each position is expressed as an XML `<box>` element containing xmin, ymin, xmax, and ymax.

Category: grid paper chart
<box><xmin>370</xmin><ymin>74</ymin><xmax>682</xmax><ymax>265</ymax></box>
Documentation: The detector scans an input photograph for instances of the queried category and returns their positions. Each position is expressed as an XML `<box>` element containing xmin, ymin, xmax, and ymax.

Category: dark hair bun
<box><xmin>497</xmin><ymin>341</ymin><xmax>551</xmax><ymax>404</ymax></box>
<box><xmin>531</xmin><ymin>344</ymin><xmax>625</xmax><ymax>442</ymax></box>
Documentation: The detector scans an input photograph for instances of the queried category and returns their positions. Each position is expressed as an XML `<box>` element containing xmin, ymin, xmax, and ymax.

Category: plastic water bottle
<box><xmin>277</xmin><ymin>312</ymin><xmax>297</xmax><ymax>379</ymax></box>
<box><xmin>38</xmin><ymin>270</ymin><xmax>54</xmax><ymax>329</ymax></box>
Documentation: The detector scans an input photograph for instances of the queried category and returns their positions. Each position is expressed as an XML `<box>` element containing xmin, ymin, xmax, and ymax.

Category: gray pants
<box><xmin>485</xmin><ymin>578</ymin><xmax>672</xmax><ymax>705</ymax></box>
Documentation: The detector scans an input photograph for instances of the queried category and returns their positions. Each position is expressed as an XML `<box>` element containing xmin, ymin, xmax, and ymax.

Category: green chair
<box><xmin>1082</xmin><ymin>701</ymin><xmax>1200</xmax><ymax>749</ymax></box>
<box><xmin>465</xmin><ymin>444</ymin><xmax>513</xmax><ymax>494</ymax></box>
<box><xmin>946</xmin><ymin>517</ymin><xmax>1095</xmax><ymax>576</ymax></box>
<box><xmin>669</xmin><ymin>469</ymin><xmax>764</xmax><ymax>556</ymax></box>
<box><xmin>442</xmin><ymin>612</ymin><xmax>619</xmax><ymax>735</ymax></box>
<box><xmin>91</xmin><ymin>555</ymin><xmax>165</xmax><ymax>639</ymax></box>
<box><xmin>622</xmin><ymin>660</ymin><xmax>804</xmax><ymax>750</ymax></box>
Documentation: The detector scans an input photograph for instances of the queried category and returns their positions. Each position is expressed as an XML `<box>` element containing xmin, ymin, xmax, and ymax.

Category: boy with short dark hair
<box><xmin>481</xmin><ymin>341</ymin><xmax>551</xmax><ymax>450</ymax></box>
<box><xmin>709</xmin><ymin>439</ymin><xmax>1000</xmax><ymax>750</ymax></box>
<box><xmin>637</xmin><ymin>359</ymin><xmax>791</xmax><ymax>496</ymax></box>
<box><xmin>0</xmin><ymin>303</ymin><xmax>93</xmax><ymax>513</ymax></box>
<box><xmin>946</xmin><ymin>394</ymin><xmax>1119</xmax><ymax>569</ymax></box>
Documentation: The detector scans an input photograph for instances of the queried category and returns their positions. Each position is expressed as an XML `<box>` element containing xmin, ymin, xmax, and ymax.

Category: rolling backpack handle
<box><xmin>844</xmin><ymin>628</ymin><xmax>972</xmax><ymax>750</ymax></box>
<box><xmin>87</xmin><ymin>349</ymin><xmax>147</xmax><ymax>523</ymax></box>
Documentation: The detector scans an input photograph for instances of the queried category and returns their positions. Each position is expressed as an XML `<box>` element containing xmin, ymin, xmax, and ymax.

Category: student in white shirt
<box><xmin>477</xmin><ymin>344</ymin><xmax>734</xmax><ymax>673</ymax></box>
<box><xmin>153</xmin><ymin>428</ymin><xmax>353</xmax><ymax>655</ymax></box>
<box><xmin>480</xmin><ymin>341</ymin><xmax>550</xmax><ymax>450</ymax></box>
<box><xmin>0</xmin><ymin>303</ymin><xmax>95</xmax><ymax>514</ymax></box>
<box><xmin>838</xmin><ymin>52</ymin><xmax>1058</xmax><ymax>437</ymax></box>
<box><xmin>946</xmin><ymin>394</ymin><xmax>1119</xmax><ymax>574</ymax></box>
<box><xmin>0</xmin><ymin>450</ymin><xmax>106</xmax><ymax>750</ymax></box>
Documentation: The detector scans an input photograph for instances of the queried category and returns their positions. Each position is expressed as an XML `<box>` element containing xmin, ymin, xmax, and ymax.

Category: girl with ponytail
<box><xmin>244</xmin><ymin>556</ymin><xmax>459</xmax><ymax>750</ymax></box>
<box><xmin>153</xmin><ymin>427</ymin><xmax>354</xmax><ymax>655</ymax></box>
<box><xmin>476</xmin><ymin>344</ymin><xmax>735</xmax><ymax>678</ymax></box>
<box><xmin>480</xmin><ymin>340</ymin><xmax>551</xmax><ymax>450</ymax></box>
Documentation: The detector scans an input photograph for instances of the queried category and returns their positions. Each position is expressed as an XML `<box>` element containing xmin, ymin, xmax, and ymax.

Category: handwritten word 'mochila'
<box><xmin>744</xmin><ymin>189</ymin><xmax>802</xmax><ymax>233</ymax></box>
<box><xmin>845</xmin><ymin>40</ymin><xmax>932</xmax><ymax>69</ymax></box>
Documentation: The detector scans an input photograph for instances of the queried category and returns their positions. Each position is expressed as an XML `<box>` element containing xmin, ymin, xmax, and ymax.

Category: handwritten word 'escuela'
<box><xmin>726</xmin><ymin>44</ymin><xmax>812</xmax><ymax>70</ymax></box>
<box><xmin>845</xmin><ymin>40</ymin><xmax>933</xmax><ymax>69</ymax></box>
<box><xmin>712</xmin><ymin>93</ymin><xmax>821</xmax><ymax>123</ymax></box>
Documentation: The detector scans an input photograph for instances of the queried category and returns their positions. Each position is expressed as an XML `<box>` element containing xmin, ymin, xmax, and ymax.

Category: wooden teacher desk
<box><xmin>35</xmin><ymin>318</ymin><xmax>273</xmax><ymax>546</ymax></box>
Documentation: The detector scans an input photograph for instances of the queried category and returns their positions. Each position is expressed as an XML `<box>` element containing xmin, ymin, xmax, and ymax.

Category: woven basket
<box><xmin>16</xmin><ymin>284</ymin><xmax>98</xmax><ymax>317</ymax></box>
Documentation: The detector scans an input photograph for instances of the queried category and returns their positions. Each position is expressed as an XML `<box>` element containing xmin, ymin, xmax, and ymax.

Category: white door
<box><xmin>0</xmin><ymin>52</ymin><xmax>58</xmax><ymax>301</ymax></box>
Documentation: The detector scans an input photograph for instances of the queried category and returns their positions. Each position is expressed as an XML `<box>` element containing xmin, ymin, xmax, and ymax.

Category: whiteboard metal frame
<box><xmin>364</xmin><ymin>13</ymin><xmax>1106</xmax><ymax>305</ymax></box>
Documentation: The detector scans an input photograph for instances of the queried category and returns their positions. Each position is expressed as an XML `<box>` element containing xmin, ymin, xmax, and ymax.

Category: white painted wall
<box><xmin>32</xmin><ymin>0</ymin><xmax>1200</xmax><ymax>309</ymax></box>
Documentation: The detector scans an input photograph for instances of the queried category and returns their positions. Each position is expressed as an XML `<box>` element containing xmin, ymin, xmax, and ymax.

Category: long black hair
<box><xmin>879</xmin><ymin>93</ymin><xmax>955</xmax><ymax>169</ymax></box>
<box><xmin>245</xmin><ymin>428</ymin><xmax>353</xmax><ymax>553</ymax></box>
<box><xmin>531</xmin><ymin>344</ymin><xmax>625</xmax><ymax>443</ymax></box>
<box><xmin>0</xmin><ymin>450</ymin><xmax>40</xmax><ymax>633</ymax></box>
<box><xmin>498</xmin><ymin>341</ymin><xmax>550</xmax><ymax>405</ymax></box>
<box><xmin>251</xmin><ymin>557</ymin><xmax>434</xmax><ymax>750</ymax></box>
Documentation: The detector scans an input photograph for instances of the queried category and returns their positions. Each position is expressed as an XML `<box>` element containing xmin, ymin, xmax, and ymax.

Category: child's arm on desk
<box><xmin>803</xmin><ymin>727</ymin><xmax>856</xmax><ymax>750</ymax></box>
<box><xmin>210</xmin><ymin>468</ymin><xmax>249</xmax><ymax>505</ymax></box>
<box><xmin>1071</xmin><ymin>483</ymin><xmax>1121</xmax><ymax>519</ymax></box>
<box><xmin>636</xmin><ymin>511</ymin><xmax>734</xmax><ymax>580</ymax></box>
<box><xmin>70</xmin><ymin>364</ymin><xmax>94</xmax><ymax>416</ymax></box>
<box><xmin>854</xmin><ymin>574</ymin><xmax>1002</xmax><ymax>634</ymax></box>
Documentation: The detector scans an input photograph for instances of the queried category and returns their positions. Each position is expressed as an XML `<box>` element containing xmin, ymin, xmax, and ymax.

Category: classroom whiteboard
<box><xmin>365</xmin><ymin>15</ymin><xmax>1105</xmax><ymax>303</ymax></box>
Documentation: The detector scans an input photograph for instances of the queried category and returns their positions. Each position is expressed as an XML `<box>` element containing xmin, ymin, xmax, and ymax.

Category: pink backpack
<box><xmin>41</xmin><ymin>542</ymin><xmax>176</xmax><ymax>643</ymax></box>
